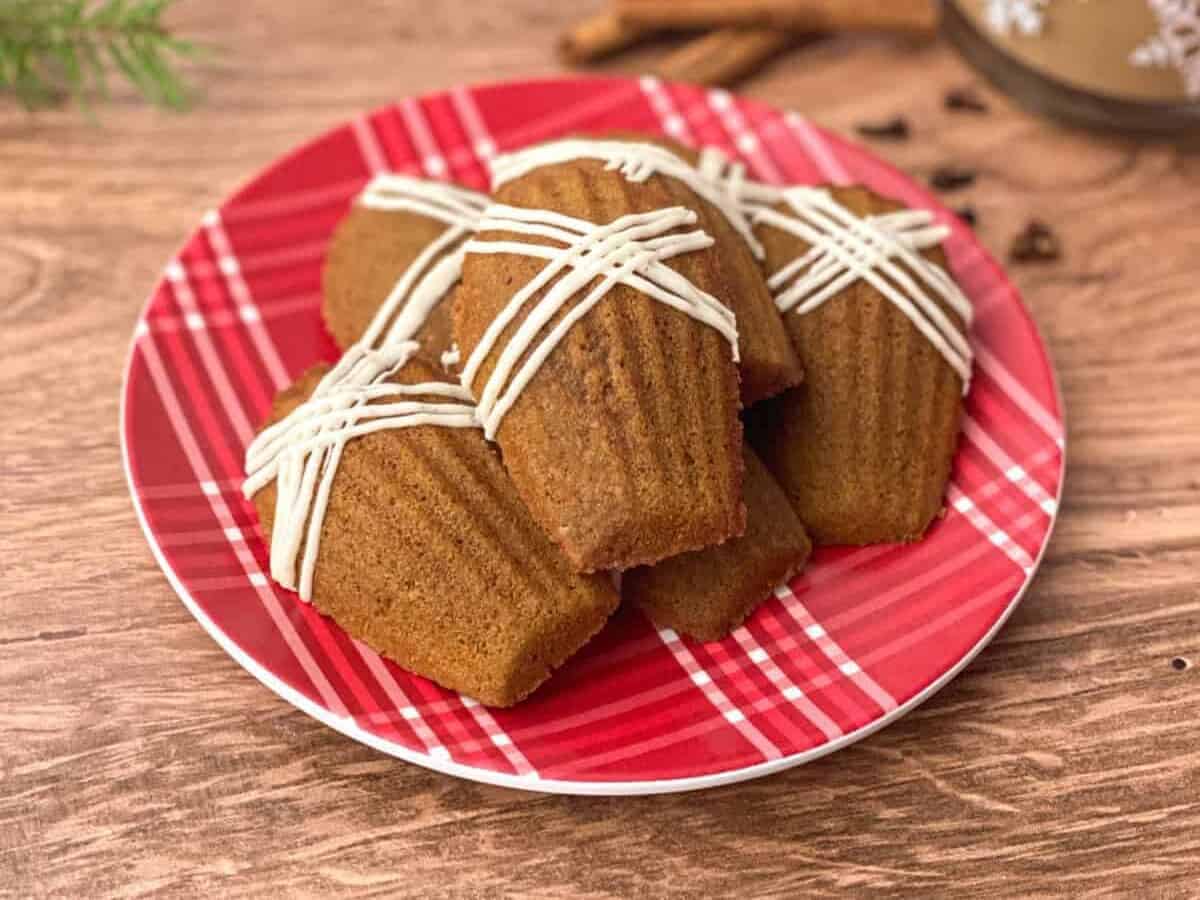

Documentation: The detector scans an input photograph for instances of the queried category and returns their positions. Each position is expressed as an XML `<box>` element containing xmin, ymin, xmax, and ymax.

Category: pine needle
<box><xmin>0</xmin><ymin>0</ymin><xmax>203</xmax><ymax>111</ymax></box>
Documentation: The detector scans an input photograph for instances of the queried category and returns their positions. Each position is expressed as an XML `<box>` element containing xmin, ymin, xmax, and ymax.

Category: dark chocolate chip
<box><xmin>931</xmin><ymin>165</ymin><xmax>977</xmax><ymax>192</ymax></box>
<box><xmin>855</xmin><ymin>116</ymin><xmax>910</xmax><ymax>141</ymax></box>
<box><xmin>955</xmin><ymin>205</ymin><xmax>979</xmax><ymax>227</ymax></box>
<box><xmin>1009</xmin><ymin>220</ymin><xmax>1062</xmax><ymax>264</ymax></box>
<box><xmin>945</xmin><ymin>88</ymin><xmax>989</xmax><ymax>114</ymax></box>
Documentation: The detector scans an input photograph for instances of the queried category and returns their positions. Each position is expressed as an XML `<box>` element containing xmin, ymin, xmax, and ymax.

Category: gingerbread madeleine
<box><xmin>245</xmin><ymin>286</ymin><xmax>618</xmax><ymax>705</ymax></box>
<box><xmin>322</xmin><ymin>174</ymin><xmax>487</xmax><ymax>363</ymax></box>
<box><xmin>707</xmin><ymin>154</ymin><xmax>972</xmax><ymax>544</ymax></box>
<box><xmin>455</xmin><ymin>139</ymin><xmax>751</xmax><ymax>572</ymax></box>
<box><xmin>603</xmin><ymin>132</ymin><xmax>803</xmax><ymax>403</ymax></box>
<box><xmin>244</xmin><ymin>354</ymin><xmax>618</xmax><ymax>707</ymax></box>
<box><xmin>624</xmin><ymin>445</ymin><xmax>812</xmax><ymax>642</ymax></box>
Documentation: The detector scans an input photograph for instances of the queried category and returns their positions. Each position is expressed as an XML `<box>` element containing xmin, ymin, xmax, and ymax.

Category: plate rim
<box><xmin>120</xmin><ymin>74</ymin><xmax>1067</xmax><ymax>796</ymax></box>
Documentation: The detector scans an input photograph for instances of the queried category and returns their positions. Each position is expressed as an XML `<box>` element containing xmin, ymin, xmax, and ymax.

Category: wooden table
<box><xmin>2</xmin><ymin>3</ymin><xmax>1198</xmax><ymax>896</ymax></box>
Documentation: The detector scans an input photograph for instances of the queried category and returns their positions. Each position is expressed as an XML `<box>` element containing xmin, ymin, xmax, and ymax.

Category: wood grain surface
<box><xmin>2</xmin><ymin>2</ymin><xmax>1199</xmax><ymax>897</ymax></box>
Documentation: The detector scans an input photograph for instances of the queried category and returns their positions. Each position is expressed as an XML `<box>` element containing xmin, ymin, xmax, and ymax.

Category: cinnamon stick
<box><xmin>616</xmin><ymin>0</ymin><xmax>939</xmax><ymax>35</ymax></box>
<box><xmin>654</xmin><ymin>28</ymin><xmax>798</xmax><ymax>87</ymax></box>
<box><xmin>558</xmin><ymin>11</ymin><xmax>656</xmax><ymax>64</ymax></box>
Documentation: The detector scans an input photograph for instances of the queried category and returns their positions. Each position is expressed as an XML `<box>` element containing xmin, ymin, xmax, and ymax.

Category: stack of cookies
<box><xmin>243</xmin><ymin>135</ymin><xmax>972</xmax><ymax>707</ymax></box>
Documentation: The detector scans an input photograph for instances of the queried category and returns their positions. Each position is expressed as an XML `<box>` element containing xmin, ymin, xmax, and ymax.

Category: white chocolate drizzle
<box><xmin>242</xmin><ymin>176</ymin><xmax>485</xmax><ymax>601</ymax></box>
<box><xmin>360</xmin><ymin>173</ymin><xmax>487</xmax><ymax>230</ymax></box>
<box><xmin>354</xmin><ymin>175</ymin><xmax>488</xmax><ymax>347</ymax></box>
<box><xmin>461</xmin><ymin>204</ymin><xmax>738</xmax><ymax>441</ymax></box>
<box><xmin>489</xmin><ymin>139</ymin><xmax>765</xmax><ymax>259</ymax></box>
<box><xmin>697</xmin><ymin>147</ymin><xmax>783</xmax><ymax>208</ymax></box>
<box><xmin>698</xmin><ymin>148</ymin><xmax>974</xmax><ymax>391</ymax></box>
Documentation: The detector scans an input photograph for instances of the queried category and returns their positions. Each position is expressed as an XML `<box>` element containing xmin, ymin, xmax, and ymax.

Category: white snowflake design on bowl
<box><xmin>985</xmin><ymin>0</ymin><xmax>1050</xmax><ymax>36</ymax></box>
<box><xmin>1130</xmin><ymin>0</ymin><xmax>1200</xmax><ymax>98</ymax></box>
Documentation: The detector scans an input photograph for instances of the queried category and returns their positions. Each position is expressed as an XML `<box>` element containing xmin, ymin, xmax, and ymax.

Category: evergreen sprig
<box><xmin>0</xmin><ymin>0</ymin><xmax>201</xmax><ymax>111</ymax></box>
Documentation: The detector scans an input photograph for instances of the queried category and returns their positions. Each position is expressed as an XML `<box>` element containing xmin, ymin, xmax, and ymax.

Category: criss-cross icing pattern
<box><xmin>242</xmin><ymin>176</ymin><xmax>484</xmax><ymax>600</ymax></box>
<box><xmin>698</xmin><ymin>148</ymin><xmax>974</xmax><ymax>390</ymax></box>
<box><xmin>755</xmin><ymin>189</ymin><xmax>973</xmax><ymax>388</ymax></box>
<box><xmin>489</xmin><ymin>138</ymin><xmax>765</xmax><ymax>259</ymax></box>
<box><xmin>243</xmin><ymin>342</ymin><xmax>477</xmax><ymax>600</ymax></box>
<box><xmin>461</xmin><ymin>204</ymin><xmax>738</xmax><ymax>440</ymax></box>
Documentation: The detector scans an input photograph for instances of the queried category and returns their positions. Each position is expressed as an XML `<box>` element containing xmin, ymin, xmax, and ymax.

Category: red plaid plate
<box><xmin>121</xmin><ymin>76</ymin><xmax>1064</xmax><ymax>795</ymax></box>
